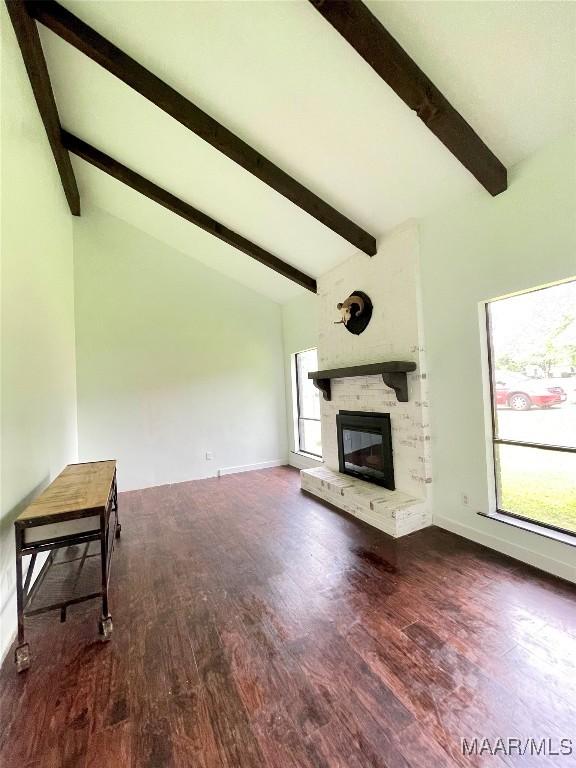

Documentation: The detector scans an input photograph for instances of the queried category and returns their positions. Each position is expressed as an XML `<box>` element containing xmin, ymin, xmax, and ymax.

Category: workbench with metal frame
<box><xmin>13</xmin><ymin>460</ymin><xmax>120</xmax><ymax>672</ymax></box>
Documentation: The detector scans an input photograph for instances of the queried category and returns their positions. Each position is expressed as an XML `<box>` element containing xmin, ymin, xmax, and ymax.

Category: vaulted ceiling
<box><xmin>21</xmin><ymin>1</ymin><xmax>576</xmax><ymax>300</ymax></box>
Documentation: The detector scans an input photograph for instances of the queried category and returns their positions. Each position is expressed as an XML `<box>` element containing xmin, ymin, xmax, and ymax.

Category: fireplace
<box><xmin>336</xmin><ymin>411</ymin><xmax>394</xmax><ymax>489</ymax></box>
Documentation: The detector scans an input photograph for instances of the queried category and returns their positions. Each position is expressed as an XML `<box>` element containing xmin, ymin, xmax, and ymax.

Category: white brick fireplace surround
<box><xmin>301</xmin><ymin>222</ymin><xmax>433</xmax><ymax>538</ymax></box>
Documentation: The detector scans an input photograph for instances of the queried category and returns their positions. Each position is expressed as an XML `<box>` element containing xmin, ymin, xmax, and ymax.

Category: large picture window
<box><xmin>486</xmin><ymin>279</ymin><xmax>576</xmax><ymax>536</ymax></box>
<box><xmin>294</xmin><ymin>348</ymin><xmax>322</xmax><ymax>458</ymax></box>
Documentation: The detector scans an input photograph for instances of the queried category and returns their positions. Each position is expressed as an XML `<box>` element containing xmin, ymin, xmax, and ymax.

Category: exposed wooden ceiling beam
<box><xmin>28</xmin><ymin>0</ymin><xmax>376</xmax><ymax>256</ymax></box>
<box><xmin>6</xmin><ymin>0</ymin><xmax>80</xmax><ymax>214</ymax></box>
<box><xmin>62</xmin><ymin>131</ymin><xmax>317</xmax><ymax>293</ymax></box>
<box><xmin>309</xmin><ymin>0</ymin><xmax>507</xmax><ymax>196</ymax></box>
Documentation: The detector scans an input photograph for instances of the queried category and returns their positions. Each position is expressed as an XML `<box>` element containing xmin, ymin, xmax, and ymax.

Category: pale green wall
<box><xmin>73</xmin><ymin>208</ymin><xmax>288</xmax><ymax>491</ymax></box>
<box><xmin>420</xmin><ymin>132</ymin><xmax>576</xmax><ymax>581</ymax></box>
<box><xmin>0</xmin><ymin>7</ymin><xmax>78</xmax><ymax>659</ymax></box>
<box><xmin>281</xmin><ymin>292</ymin><xmax>321</xmax><ymax>468</ymax></box>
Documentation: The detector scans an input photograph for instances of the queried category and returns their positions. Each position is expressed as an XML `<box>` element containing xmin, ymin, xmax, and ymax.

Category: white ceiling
<box><xmin>40</xmin><ymin>0</ymin><xmax>576</xmax><ymax>302</ymax></box>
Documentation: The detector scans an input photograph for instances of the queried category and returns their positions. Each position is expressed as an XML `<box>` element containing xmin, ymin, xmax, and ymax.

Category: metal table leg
<box><xmin>14</xmin><ymin>529</ymin><xmax>30</xmax><ymax>672</ymax></box>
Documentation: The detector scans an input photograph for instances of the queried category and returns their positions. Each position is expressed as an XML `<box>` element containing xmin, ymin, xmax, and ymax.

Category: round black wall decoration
<box><xmin>335</xmin><ymin>290</ymin><xmax>373</xmax><ymax>335</ymax></box>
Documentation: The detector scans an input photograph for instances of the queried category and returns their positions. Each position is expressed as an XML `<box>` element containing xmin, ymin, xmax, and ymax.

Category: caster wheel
<box><xmin>15</xmin><ymin>644</ymin><xmax>30</xmax><ymax>673</ymax></box>
<box><xmin>99</xmin><ymin>616</ymin><xmax>113</xmax><ymax>641</ymax></box>
<box><xmin>115</xmin><ymin>523</ymin><xmax>122</xmax><ymax>539</ymax></box>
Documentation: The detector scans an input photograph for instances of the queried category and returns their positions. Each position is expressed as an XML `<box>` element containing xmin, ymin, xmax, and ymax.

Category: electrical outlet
<box><xmin>461</xmin><ymin>492</ymin><xmax>469</xmax><ymax>507</ymax></box>
<box><xmin>205</xmin><ymin>451</ymin><xmax>213</xmax><ymax>461</ymax></box>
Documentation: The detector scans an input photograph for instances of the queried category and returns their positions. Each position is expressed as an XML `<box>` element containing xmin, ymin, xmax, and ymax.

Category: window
<box><xmin>294</xmin><ymin>348</ymin><xmax>322</xmax><ymax>457</ymax></box>
<box><xmin>486</xmin><ymin>279</ymin><xmax>576</xmax><ymax>536</ymax></box>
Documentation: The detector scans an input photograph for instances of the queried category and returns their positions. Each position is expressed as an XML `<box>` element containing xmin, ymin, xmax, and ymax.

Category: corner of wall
<box><xmin>0</xmin><ymin>6</ymin><xmax>80</xmax><ymax>660</ymax></box>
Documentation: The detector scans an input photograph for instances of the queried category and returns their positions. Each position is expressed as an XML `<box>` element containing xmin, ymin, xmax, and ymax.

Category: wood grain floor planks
<box><xmin>1</xmin><ymin>466</ymin><xmax>574</xmax><ymax>767</ymax></box>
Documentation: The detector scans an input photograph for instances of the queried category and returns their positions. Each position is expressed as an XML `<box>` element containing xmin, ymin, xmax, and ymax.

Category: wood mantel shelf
<box><xmin>308</xmin><ymin>361</ymin><xmax>417</xmax><ymax>403</ymax></box>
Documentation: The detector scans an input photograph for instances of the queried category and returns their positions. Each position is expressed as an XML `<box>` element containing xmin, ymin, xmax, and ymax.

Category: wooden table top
<box><xmin>16</xmin><ymin>461</ymin><xmax>116</xmax><ymax>525</ymax></box>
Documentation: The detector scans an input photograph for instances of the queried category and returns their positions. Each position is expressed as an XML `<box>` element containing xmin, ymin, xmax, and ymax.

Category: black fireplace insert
<box><xmin>336</xmin><ymin>411</ymin><xmax>394</xmax><ymax>489</ymax></box>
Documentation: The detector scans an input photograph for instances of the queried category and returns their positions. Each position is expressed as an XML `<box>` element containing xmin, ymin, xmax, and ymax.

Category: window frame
<box><xmin>485</xmin><ymin>290</ymin><xmax>576</xmax><ymax>538</ymax></box>
<box><xmin>293</xmin><ymin>348</ymin><xmax>322</xmax><ymax>459</ymax></box>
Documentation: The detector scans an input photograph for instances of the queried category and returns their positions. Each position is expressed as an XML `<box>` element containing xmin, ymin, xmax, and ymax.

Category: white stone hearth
<box><xmin>301</xmin><ymin>467</ymin><xmax>432</xmax><ymax>538</ymax></box>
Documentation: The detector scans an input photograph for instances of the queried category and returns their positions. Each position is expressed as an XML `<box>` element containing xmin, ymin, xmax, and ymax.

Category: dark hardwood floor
<box><xmin>1</xmin><ymin>466</ymin><xmax>575</xmax><ymax>768</ymax></box>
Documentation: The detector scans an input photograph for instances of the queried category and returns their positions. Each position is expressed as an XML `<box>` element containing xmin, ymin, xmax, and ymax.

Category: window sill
<box><xmin>291</xmin><ymin>450</ymin><xmax>323</xmax><ymax>462</ymax></box>
<box><xmin>478</xmin><ymin>511</ymin><xmax>576</xmax><ymax>548</ymax></box>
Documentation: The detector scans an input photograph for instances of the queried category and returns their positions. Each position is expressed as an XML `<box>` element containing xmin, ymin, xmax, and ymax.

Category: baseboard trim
<box><xmin>117</xmin><ymin>463</ymin><xmax>288</xmax><ymax>492</ymax></box>
<box><xmin>0</xmin><ymin>629</ymin><xmax>16</xmax><ymax>668</ymax></box>
<box><xmin>217</xmin><ymin>459</ymin><xmax>286</xmax><ymax>477</ymax></box>
<box><xmin>434</xmin><ymin>514</ymin><xmax>576</xmax><ymax>584</ymax></box>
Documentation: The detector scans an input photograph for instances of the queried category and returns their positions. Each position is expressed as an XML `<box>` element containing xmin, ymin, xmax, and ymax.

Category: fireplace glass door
<box><xmin>342</xmin><ymin>428</ymin><xmax>385</xmax><ymax>480</ymax></box>
<box><xmin>336</xmin><ymin>411</ymin><xmax>394</xmax><ymax>489</ymax></box>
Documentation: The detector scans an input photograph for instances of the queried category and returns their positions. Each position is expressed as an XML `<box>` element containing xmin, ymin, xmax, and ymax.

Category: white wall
<box><xmin>316</xmin><ymin>223</ymin><xmax>432</xmax><ymax>508</ymax></box>
<box><xmin>0</xmin><ymin>6</ymin><xmax>78</xmax><ymax>660</ymax></box>
<box><xmin>73</xmin><ymin>208</ymin><xmax>288</xmax><ymax>491</ymax></box>
<box><xmin>420</xmin><ymin>132</ymin><xmax>576</xmax><ymax>582</ymax></box>
<box><xmin>281</xmin><ymin>293</ymin><xmax>322</xmax><ymax>469</ymax></box>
